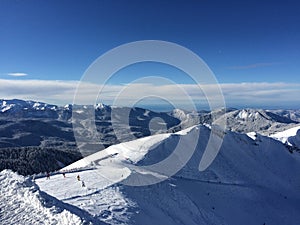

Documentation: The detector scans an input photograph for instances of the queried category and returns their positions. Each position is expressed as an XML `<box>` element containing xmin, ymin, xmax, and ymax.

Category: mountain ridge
<box><xmin>0</xmin><ymin>98</ymin><xmax>299</xmax><ymax>176</ymax></box>
<box><xmin>30</xmin><ymin>124</ymin><xmax>300</xmax><ymax>224</ymax></box>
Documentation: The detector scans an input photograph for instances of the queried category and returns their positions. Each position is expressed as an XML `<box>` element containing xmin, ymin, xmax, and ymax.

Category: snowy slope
<box><xmin>0</xmin><ymin>170</ymin><xmax>109</xmax><ymax>225</ymax></box>
<box><xmin>214</xmin><ymin>108</ymin><xmax>298</xmax><ymax>135</ymax></box>
<box><xmin>29</xmin><ymin>125</ymin><xmax>300</xmax><ymax>225</ymax></box>
<box><xmin>169</xmin><ymin>108</ymin><xmax>299</xmax><ymax>135</ymax></box>
<box><xmin>270</xmin><ymin>125</ymin><xmax>300</xmax><ymax>149</ymax></box>
<box><xmin>0</xmin><ymin>99</ymin><xmax>181</xmax><ymax>175</ymax></box>
<box><xmin>0</xmin><ymin>99</ymin><xmax>59</xmax><ymax>118</ymax></box>
<box><xmin>269</xmin><ymin>109</ymin><xmax>300</xmax><ymax>122</ymax></box>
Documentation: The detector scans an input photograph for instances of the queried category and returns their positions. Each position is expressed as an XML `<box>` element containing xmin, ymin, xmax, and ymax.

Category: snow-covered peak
<box><xmin>64</xmin><ymin>104</ymin><xmax>72</xmax><ymax>110</ymax></box>
<box><xmin>1</xmin><ymin>103</ymin><xmax>14</xmax><ymax>113</ymax></box>
<box><xmin>171</xmin><ymin>108</ymin><xmax>187</xmax><ymax>120</ymax></box>
<box><xmin>32</xmin><ymin>102</ymin><xmax>49</xmax><ymax>110</ymax></box>
<box><xmin>0</xmin><ymin>99</ymin><xmax>15</xmax><ymax>112</ymax></box>
<box><xmin>268</xmin><ymin>109</ymin><xmax>300</xmax><ymax>122</ymax></box>
<box><xmin>237</xmin><ymin>109</ymin><xmax>259</xmax><ymax>119</ymax></box>
<box><xmin>31</xmin><ymin>123</ymin><xmax>300</xmax><ymax>225</ymax></box>
<box><xmin>63</xmin><ymin>131</ymin><xmax>172</xmax><ymax>171</ymax></box>
<box><xmin>95</xmin><ymin>103</ymin><xmax>105</xmax><ymax>109</ymax></box>
<box><xmin>0</xmin><ymin>99</ymin><xmax>57</xmax><ymax>111</ymax></box>
<box><xmin>33</xmin><ymin>102</ymin><xmax>41</xmax><ymax>108</ymax></box>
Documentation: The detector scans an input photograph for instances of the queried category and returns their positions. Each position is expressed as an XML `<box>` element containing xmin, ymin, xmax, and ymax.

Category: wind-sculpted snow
<box><xmin>31</xmin><ymin>125</ymin><xmax>300</xmax><ymax>225</ymax></box>
<box><xmin>2</xmin><ymin>99</ymin><xmax>300</xmax><ymax>225</ymax></box>
<box><xmin>270</xmin><ymin>125</ymin><xmax>300</xmax><ymax>150</ymax></box>
<box><xmin>0</xmin><ymin>170</ymin><xmax>109</xmax><ymax>225</ymax></box>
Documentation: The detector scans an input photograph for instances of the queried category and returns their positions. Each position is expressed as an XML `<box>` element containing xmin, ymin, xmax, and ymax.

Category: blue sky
<box><xmin>0</xmin><ymin>0</ymin><xmax>299</xmax><ymax>109</ymax></box>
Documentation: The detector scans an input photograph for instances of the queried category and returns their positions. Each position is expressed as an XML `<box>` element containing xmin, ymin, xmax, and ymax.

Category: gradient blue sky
<box><xmin>0</xmin><ymin>0</ymin><xmax>299</xmax><ymax>109</ymax></box>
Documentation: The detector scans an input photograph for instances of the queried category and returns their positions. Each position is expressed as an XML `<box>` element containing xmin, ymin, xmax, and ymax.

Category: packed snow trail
<box><xmin>1</xmin><ymin>124</ymin><xmax>298</xmax><ymax>224</ymax></box>
<box><xmin>0</xmin><ymin>170</ymin><xmax>108</xmax><ymax>225</ymax></box>
<box><xmin>36</xmin><ymin>169</ymin><xmax>137</xmax><ymax>225</ymax></box>
<box><xmin>35</xmin><ymin>125</ymin><xmax>300</xmax><ymax>225</ymax></box>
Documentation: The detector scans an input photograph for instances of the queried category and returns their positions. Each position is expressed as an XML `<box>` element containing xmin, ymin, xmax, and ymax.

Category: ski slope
<box><xmin>2</xmin><ymin>125</ymin><xmax>300</xmax><ymax>224</ymax></box>
<box><xmin>0</xmin><ymin>170</ymin><xmax>104</xmax><ymax>225</ymax></box>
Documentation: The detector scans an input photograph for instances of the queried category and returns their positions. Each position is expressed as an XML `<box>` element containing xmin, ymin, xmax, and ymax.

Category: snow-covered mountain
<box><xmin>268</xmin><ymin>109</ymin><xmax>300</xmax><ymax>122</ymax></box>
<box><xmin>0</xmin><ymin>99</ymin><xmax>60</xmax><ymax>119</ymax></box>
<box><xmin>0</xmin><ymin>99</ymin><xmax>181</xmax><ymax>175</ymax></box>
<box><xmin>0</xmin><ymin>99</ymin><xmax>299</xmax><ymax>177</ymax></box>
<box><xmin>2</xmin><ymin>125</ymin><xmax>299</xmax><ymax>224</ymax></box>
<box><xmin>171</xmin><ymin>108</ymin><xmax>299</xmax><ymax>135</ymax></box>
<box><xmin>270</xmin><ymin>125</ymin><xmax>300</xmax><ymax>150</ymax></box>
<box><xmin>216</xmin><ymin>108</ymin><xmax>298</xmax><ymax>135</ymax></box>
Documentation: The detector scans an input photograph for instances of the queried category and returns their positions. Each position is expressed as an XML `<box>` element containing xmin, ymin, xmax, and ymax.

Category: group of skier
<box><xmin>44</xmin><ymin>172</ymin><xmax>86</xmax><ymax>187</ymax></box>
<box><xmin>77</xmin><ymin>174</ymin><xmax>85</xmax><ymax>187</ymax></box>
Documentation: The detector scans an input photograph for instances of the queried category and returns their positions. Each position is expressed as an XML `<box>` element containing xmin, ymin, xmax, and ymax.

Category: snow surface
<box><xmin>237</xmin><ymin>109</ymin><xmax>258</xmax><ymax>119</ymax></box>
<box><xmin>270</xmin><ymin>125</ymin><xmax>300</xmax><ymax>143</ymax></box>
<box><xmin>1</xmin><ymin>100</ymin><xmax>14</xmax><ymax>112</ymax></box>
<box><xmin>270</xmin><ymin>125</ymin><xmax>300</xmax><ymax>149</ymax></box>
<box><xmin>0</xmin><ymin>99</ymin><xmax>58</xmax><ymax>114</ymax></box>
<box><xmin>0</xmin><ymin>170</ymin><xmax>106</xmax><ymax>225</ymax></box>
<box><xmin>2</xmin><ymin>125</ymin><xmax>300</xmax><ymax>225</ymax></box>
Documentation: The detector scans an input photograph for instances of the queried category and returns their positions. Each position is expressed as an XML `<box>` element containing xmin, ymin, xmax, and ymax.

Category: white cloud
<box><xmin>227</xmin><ymin>62</ymin><xmax>282</xmax><ymax>70</ymax></box>
<box><xmin>7</xmin><ymin>73</ymin><xmax>28</xmax><ymax>77</ymax></box>
<box><xmin>0</xmin><ymin>79</ymin><xmax>299</xmax><ymax>109</ymax></box>
<box><xmin>219</xmin><ymin>82</ymin><xmax>300</xmax><ymax>108</ymax></box>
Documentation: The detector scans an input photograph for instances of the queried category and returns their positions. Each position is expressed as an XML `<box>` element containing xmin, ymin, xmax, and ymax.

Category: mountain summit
<box><xmin>2</xmin><ymin>124</ymin><xmax>299</xmax><ymax>225</ymax></box>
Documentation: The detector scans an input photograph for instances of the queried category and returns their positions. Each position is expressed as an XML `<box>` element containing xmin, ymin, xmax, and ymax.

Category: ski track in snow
<box><xmin>36</xmin><ymin>166</ymin><xmax>137</xmax><ymax>225</ymax></box>
<box><xmin>2</xmin><ymin>124</ymin><xmax>300</xmax><ymax>225</ymax></box>
<box><xmin>0</xmin><ymin>170</ymin><xmax>99</xmax><ymax>225</ymax></box>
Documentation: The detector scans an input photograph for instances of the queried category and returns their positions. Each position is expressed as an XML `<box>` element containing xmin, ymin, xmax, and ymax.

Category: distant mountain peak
<box><xmin>94</xmin><ymin>103</ymin><xmax>109</xmax><ymax>110</ymax></box>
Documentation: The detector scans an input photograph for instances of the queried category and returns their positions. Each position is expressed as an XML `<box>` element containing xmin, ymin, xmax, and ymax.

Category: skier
<box><xmin>62</xmin><ymin>172</ymin><xmax>66</xmax><ymax>178</ymax></box>
<box><xmin>46</xmin><ymin>172</ymin><xmax>50</xmax><ymax>180</ymax></box>
<box><xmin>77</xmin><ymin>175</ymin><xmax>80</xmax><ymax>181</ymax></box>
<box><xmin>82</xmin><ymin>181</ymin><xmax>85</xmax><ymax>187</ymax></box>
